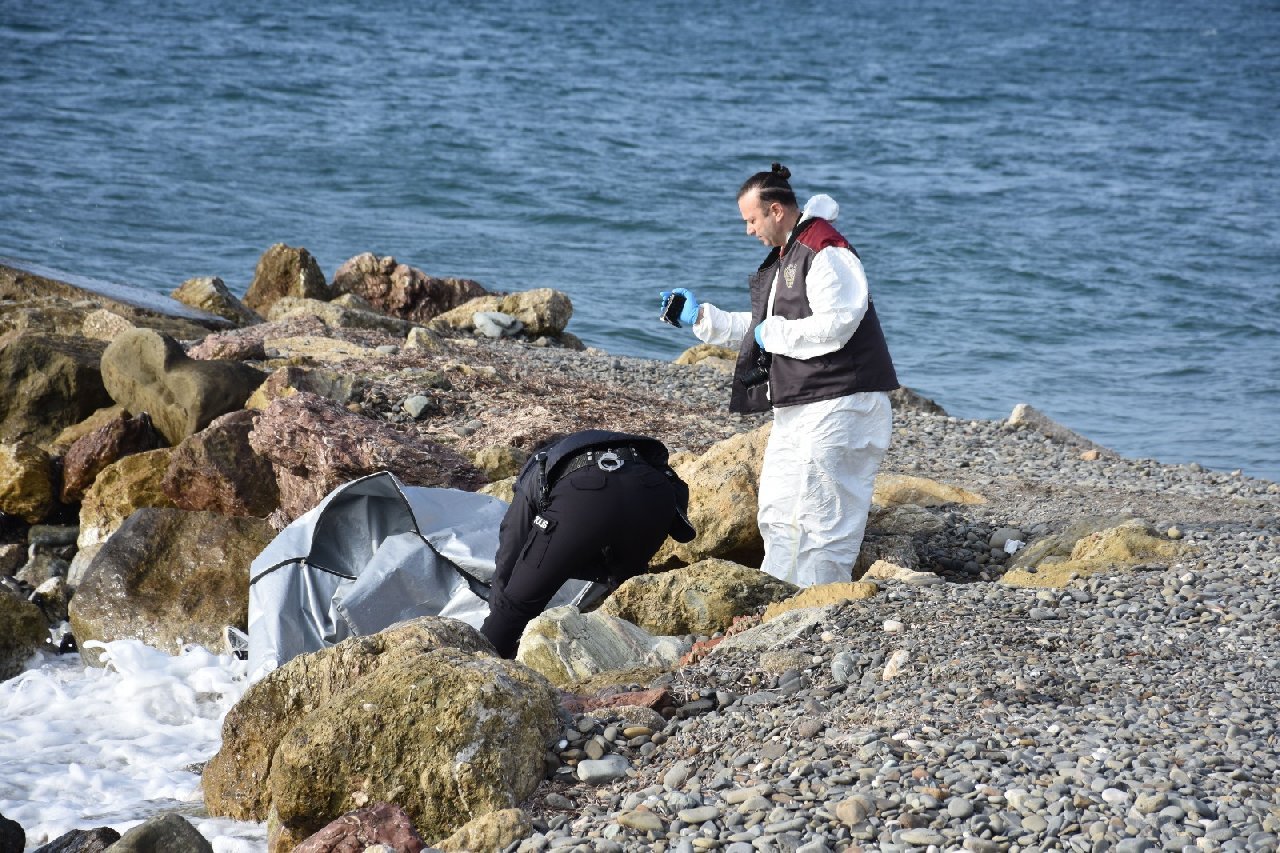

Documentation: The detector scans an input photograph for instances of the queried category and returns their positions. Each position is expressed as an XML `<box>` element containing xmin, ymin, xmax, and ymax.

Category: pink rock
<box><xmin>291</xmin><ymin>802</ymin><xmax>426</xmax><ymax>853</ymax></box>
<box><xmin>162</xmin><ymin>410</ymin><xmax>279</xmax><ymax>517</ymax></box>
<box><xmin>332</xmin><ymin>253</ymin><xmax>488</xmax><ymax>323</ymax></box>
<box><xmin>249</xmin><ymin>392</ymin><xmax>485</xmax><ymax>524</ymax></box>
<box><xmin>560</xmin><ymin>687</ymin><xmax>674</xmax><ymax>716</ymax></box>
<box><xmin>60</xmin><ymin>412</ymin><xmax>162</xmax><ymax>504</ymax></box>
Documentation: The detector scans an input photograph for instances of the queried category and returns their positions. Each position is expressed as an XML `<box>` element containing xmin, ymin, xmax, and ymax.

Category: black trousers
<box><xmin>480</xmin><ymin>459</ymin><xmax>678</xmax><ymax>658</ymax></box>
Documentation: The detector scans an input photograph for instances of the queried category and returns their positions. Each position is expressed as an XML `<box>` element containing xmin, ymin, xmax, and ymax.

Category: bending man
<box><xmin>480</xmin><ymin>429</ymin><xmax>695</xmax><ymax>658</ymax></box>
<box><xmin>662</xmin><ymin>163</ymin><xmax>897</xmax><ymax>586</ymax></box>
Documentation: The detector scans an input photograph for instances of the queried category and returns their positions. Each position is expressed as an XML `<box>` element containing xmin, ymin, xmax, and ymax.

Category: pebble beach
<box><xmin>3</xmin><ymin>326</ymin><xmax>1278</xmax><ymax>852</ymax></box>
<box><xmin>463</xmin><ymin>340</ymin><xmax>1280</xmax><ymax>852</ymax></box>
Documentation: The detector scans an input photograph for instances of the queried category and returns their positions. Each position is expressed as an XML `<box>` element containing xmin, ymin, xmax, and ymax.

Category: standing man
<box><xmin>480</xmin><ymin>429</ymin><xmax>696</xmax><ymax>658</ymax></box>
<box><xmin>661</xmin><ymin>163</ymin><xmax>897</xmax><ymax>587</ymax></box>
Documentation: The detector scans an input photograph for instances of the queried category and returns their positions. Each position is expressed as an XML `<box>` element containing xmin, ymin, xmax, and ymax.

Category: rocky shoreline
<box><xmin>496</xmin><ymin>343</ymin><xmax>1280</xmax><ymax>853</ymax></box>
<box><xmin>1</xmin><ymin>250</ymin><xmax>1277</xmax><ymax>852</ymax></box>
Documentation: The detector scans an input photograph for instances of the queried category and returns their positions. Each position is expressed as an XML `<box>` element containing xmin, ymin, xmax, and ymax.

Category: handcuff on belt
<box><xmin>558</xmin><ymin>445</ymin><xmax>641</xmax><ymax>477</ymax></box>
<box><xmin>536</xmin><ymin>445</ymin><xmax>643</xmax><ymax>508</ymax></box>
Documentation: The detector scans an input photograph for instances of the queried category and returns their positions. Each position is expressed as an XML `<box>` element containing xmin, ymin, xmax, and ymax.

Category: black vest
<box><xmin>729</xmin><ymin>217</ymin><xmax>899</xmax><ymax>414</ymax></box>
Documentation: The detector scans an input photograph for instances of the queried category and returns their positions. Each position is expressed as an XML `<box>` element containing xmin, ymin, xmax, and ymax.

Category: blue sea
<box><xmin>2</xmin><ymin>0</ymin><xmax>1277</xmax><ymax>482</ymax></box>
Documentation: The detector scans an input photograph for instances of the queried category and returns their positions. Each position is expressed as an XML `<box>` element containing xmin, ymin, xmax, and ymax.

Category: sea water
<box><xmin>0</xmin><ymin>641</ymin><xmax>264</xmax><ymax>850</ymax></box>
<box><xmin>1</xmin><ymin>0</ymin><xmax>1276</xmax><ymax>481</ymax></box>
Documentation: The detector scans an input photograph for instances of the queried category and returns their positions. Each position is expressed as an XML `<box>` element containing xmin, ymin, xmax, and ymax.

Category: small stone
<box><xmin>834</xmin><ymin>795</ymin><xmax>873</xmax><ymax>826</ymax></box>
<box><xmin>663</xmin><ymin>762</ymin><xmax>691</xmax><ymax>789</ymax></box>
<box><xmin>677</xmin><ymin>806</ymin><xmax>720</xmax><ymax>824</ymax></box>
<box><xmin>577</xmin><ymin>755</ymin><xmax>630</xmax><ymax>784</ymax></box>
<box><xmin>545</xmin><ymin>793</ymin><xmax>574</xmax><ymax>809</ymax></box>
<box><xmin>616</xmin><ymin>811</ymin><xmax>664</xmax><ymax>832</ymax></box>
<box><xmin>797</xmin><ymin>719</ymin><xmax>824</xmax><ymax>738</ymax></box>
<box><xmin>723</xmin><ymin>785</ymin><xmax>771</xmax><ymax>805</ymax></box>
<box><xmin>1101</xmin><ymin>787</ymin><xmax>1130</xmax><ymax>805</ymax></box>
<box><xmin>899</xmin><ymin>828</ymin><xmax>947</xmax><ymax>846</ymax></box>
<box><xmin>402</xmin><ymin>395</ymin><xmax>432</xmax><ymax>418</ymax></box>
<box><xmin>882</xmin><ymin>649</ymin><xmax>910</xmax><ymax>680</ymax></box>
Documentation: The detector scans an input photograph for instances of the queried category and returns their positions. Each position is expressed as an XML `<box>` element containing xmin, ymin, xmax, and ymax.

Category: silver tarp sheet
<box><xmin>246</xmin><ymin>471</ymin><xmax>585</xmax><ymax>682</ymax></box>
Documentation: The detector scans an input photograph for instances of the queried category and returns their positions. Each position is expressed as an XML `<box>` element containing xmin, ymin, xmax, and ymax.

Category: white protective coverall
<box><xmin>693</xmin><ymin>195</ymin><xmax>893</xmax><ymax>587</ymax></box>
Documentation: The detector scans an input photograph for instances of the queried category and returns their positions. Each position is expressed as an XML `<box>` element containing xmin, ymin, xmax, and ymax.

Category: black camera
<box><xmin>659</xmin><ymin>291</ymin><xmax>687</xmax><ymax>327</ymax></box>
<box><xmin>739</xmin><ymin>351</ymin><xmax>772</xmax><ymax>389</ymax></box>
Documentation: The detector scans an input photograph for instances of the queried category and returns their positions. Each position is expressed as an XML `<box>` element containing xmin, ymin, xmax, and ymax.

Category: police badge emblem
<box><xmin>783</xmin><ymin>264</ymin><xmax>797</xmax><ymax>288</ymax></box>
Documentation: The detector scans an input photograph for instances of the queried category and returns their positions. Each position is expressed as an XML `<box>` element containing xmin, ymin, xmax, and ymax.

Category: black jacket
<box><xmin>493</xmin><ymin>430</ymin><xmax>695</xmax><ymax>584</ymax></box>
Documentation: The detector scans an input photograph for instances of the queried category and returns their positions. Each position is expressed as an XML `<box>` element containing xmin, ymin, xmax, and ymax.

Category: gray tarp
<box><xmin>246</xmin><ymin>471</ymin><xmax>588</xmax><ymax>681</ymax></box>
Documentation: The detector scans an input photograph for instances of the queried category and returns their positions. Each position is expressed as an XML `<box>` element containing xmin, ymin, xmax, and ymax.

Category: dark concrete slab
<box><xmin>0</xmin><ymin>257</ymin><xmax>233</xmax><ymax>329</ymax></box>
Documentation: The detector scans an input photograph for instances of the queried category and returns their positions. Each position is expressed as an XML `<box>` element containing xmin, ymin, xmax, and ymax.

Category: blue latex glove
<box><xmin>754</xmin><ymin>322</ymin><xmax>767</xmax><ymax>351</ymax></box>
<box><xmin>659</xmin><ymin>288</ymin><xmax>700</xmax><ymax>326</ymax></box>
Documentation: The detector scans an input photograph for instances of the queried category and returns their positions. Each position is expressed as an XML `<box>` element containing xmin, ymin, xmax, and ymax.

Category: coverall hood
<box><xmin>801</xmin><ymin>193</ymin><xmax>839</xmax><ymax>223</ymax></box>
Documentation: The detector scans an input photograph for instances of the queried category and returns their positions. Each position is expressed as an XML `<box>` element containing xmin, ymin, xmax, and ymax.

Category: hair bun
<box><xmin>770</xmin><ymin>163</ymin><xmax>791</xmax><ymax>180</ymax></box>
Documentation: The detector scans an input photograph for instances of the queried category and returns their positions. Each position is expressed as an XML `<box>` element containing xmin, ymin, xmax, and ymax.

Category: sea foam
<box><xmin>1</xmin><ymin>641</ymin><xmax>266</xmax><ymax>851</ymax></box>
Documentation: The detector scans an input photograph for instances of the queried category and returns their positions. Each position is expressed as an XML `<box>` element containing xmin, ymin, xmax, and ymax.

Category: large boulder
<box><xmin>866</xmin><ymin>504</ymin><xmax>948</xmax><ymax>536</ymax></box>
<box><xmin>248</xmin><ymin>393</ymin><xmax>485</xmax><ymax>524</ymax></box>
<box><xmin>161</xmin><ymin>410</ymin><xmax>279</xmax><ymax>517</ymax></box>
<box><xmin>860</xmin><ymin>559</ymin><xmax>943</xmax><ymax>586</ymax></box>
<box><xmin>258</xmin><ymin>335</ymin><xmax>379</xmax><ymax>363</ymax></box>
<box><xmin>888</xmin><ymin>387</ymin><xmax>948</xmax><ymax>416</ymax></box>
<box><xmin>242</xmin><ymin>244</ymin><xmax>330</xmax><ymax>317</ymax></box>
<box><xmin>244</xmin><ymin>366</ymin><xmax>366</xmax><ymax>411</ymax></box>
<box><xmin>69</xmin><ymin>448</ymin><xmax>176</xmax><ymax>590</ymax></box>
<box><xmin>100</xmin><ymin>328</ymin><xmax>267</xmax><ymax>446</ymax></box>
<box><xmin>263</xmin><ymin>649</ymin><xmax>559</xmax><ymax>852</ymax></box>
<box><xmin>67</xmin><ymin>507</ymin><xmax>274</xmax><ymax>663</ymax></box>
<box><xmin>0</xmin><ymin>441</ymin><xmax>56</xmax><ymax>523</ymax></box>
<box><xmin>601</xmin><ymin>558</ymin><xmax>796</xmax><ymax>637</ymax></box>
<box><xmin>1007</xmin><ymin>403</ymin><xmax>1114</xmax><ymax>456</ymax></box>
<box><xmin>516</xmin><ymin>606</ymin><xmax>691</xmax><ymax>688</ymax></box>
<box><xmin>652</xmin><ymin>424</ymin><xmax>771</xmax><ymax>568</ymax></box>
<box><xmin>204</xmin><ymin>617</ymin><xmax>494</xmax><ymax>821</ymax></box>
<box><xmin>674</xmin><ymin>343</ymin><xmax>736</xmax><ymax>372</ymax></box>
<box><xmin>434</xmin><ymin>808</ymin><xmax>532</xmax><ymax>853</ymax></box>
<box><xmin>266</xmin><ymin>295</ymin><xmax>416</xmax><ymax>336</ymax></box>
<box><xmin>0</xmin><ymin>590</ymin><xmax>47</xmax><ymax>681</ymax></box>
<box><xmin>0</xmin><ymin>813</ymin><xmax>20</xmax><ymax>853</ymax></box>
<box><xmin>24</xmin><ymin>826</ymin><xmax>120</xmax><ymax>852</ymax></box>
<box><xmin>1001</xmin><ymin>518</ymin><xmax>1187</xmax><ymax>588</ymax></box>
<box><xmin>709</xmin><ymin>607</ymin><xmax>830</xmax><ymax>656</ymax></box>
<box><xmin>472</xmin><ymin>444</ymin><xmax>528</xmax><ymax>481</ymax></box>
<box><xmin>872</xmin><ymin>473</ymin><xmax>986</xmax><ymax>507</ymax></box>
<box><xmin>48</xmin><ymin>405</ymin><xmax>129</xmax><ymax>456</ymax></box>
<box><xmin>59</xmin><ymin>412</ymin><xmax>163</xmax><ymax>504</ymax></box>
<box><xmin>185</xmin><ymin>315</ymin><xmax>327</xmax><ymax>361</ymax></box>
<box><xmin>0</xmin><ymin>332</ymin><xmax>112</xmax><ymax>447</ymax></box>
<box><xmin>761</xmin><ymin>581</ymin><xmax>880</xmax><ymax>622</ymax></box>
<box><xmin>330</xmin><ymin>252</ymin><xmax>488</xmax><ymax>324</ymax></box>
<box><xmin>170</xmin><ymin>276</ymin><xmax>262</xmax><ymax>327</ymax></box>
<box><xmin>107</xmin><ymin>813</ymin><xmax>212</xmax><ymax>853</ymax></box>
<box><xmin>73</xmin><ymin>447</ymin><xmax>175</xmax><ymax>554</ymax></box>
<box><xmin>80</xmin><ymin>308</ymin><xmax>137</xmax><ymax>342</ymax></box>
<box><xmin>853</xmin><ymin>504</ymin><xmax>946</xmax><ymax>575</ymax></box>
<box><xmin>431</xmin><ymin>289</ymin><xmax>573</xmax><ymax>337</ymax></box>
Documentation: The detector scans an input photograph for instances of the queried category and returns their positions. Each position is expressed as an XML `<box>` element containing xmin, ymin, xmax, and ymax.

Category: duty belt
<box><xmin>556</xmin><ymin>445</ymin><xmax>643</xmax><ymax>479</ymax></box>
